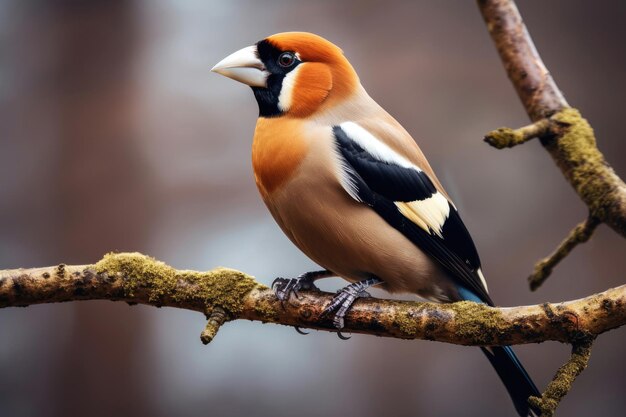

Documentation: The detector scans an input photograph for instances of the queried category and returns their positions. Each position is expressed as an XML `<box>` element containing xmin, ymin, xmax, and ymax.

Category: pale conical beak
<box><xmin>211</xmin><ymin>45</ymin><xmax>268</xmax><ymax>87</ymax></box>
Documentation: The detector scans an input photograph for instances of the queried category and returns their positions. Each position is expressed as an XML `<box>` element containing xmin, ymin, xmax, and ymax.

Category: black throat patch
<box><xmin>253</xmin><ymin>39</ymin><xmax>301</xmax><ymax>118</ymax></box>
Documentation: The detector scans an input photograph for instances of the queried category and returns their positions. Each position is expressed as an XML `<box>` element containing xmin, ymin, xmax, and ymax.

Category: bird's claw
<box><xmin>320</xmin><ymin>307</ymin><xmax>351</xmax><ymax>339</ymax></box>
<box><xmin>272</xmin><ymin>276</ymin><xmax>320</xmax><ymax>303</ymax></box>
<box><xmin>321</xmin><ymin>278</ymin><xmax>381</xmax><ymax>339</ymax></box>
<box><xmin>272</xmin><ymin>277</ymin><xmax>298</xmax><ymax>304</ymax></box>
<box><xmin>321</xmin><ymin>287</ymin><xmax>361</xmax><ymax>338</ymax></box>
<box><xmin>273</xmin><ymin>276</ymin><xmax>321</xmax><ymax>328</ymax></box>
<box><xmin>337</xmin><ymin>331</ymin><xmax>351</xmax><ymax>340</ymax></box>
<box><xmin>294</xmin><ymin>326</ymin><xmax>309</xmax><ymax>335</ymax></box>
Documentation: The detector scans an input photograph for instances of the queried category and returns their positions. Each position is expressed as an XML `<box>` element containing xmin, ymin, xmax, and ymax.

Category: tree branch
<box><xmin>477</xmin><ymin>0</ymin><xmax>568</xmax><ymax>120</ymax></box>
<box><xmin>1</xmin><ymin>252</ymin><xmax>625</xmax><ymax>346</ymax></box>
<box><xmin>476</xmin><ymin>2</ymin><xmax>625</xmax><ymax>410</ymax></box>
<box><xmin>528</xmin><ymin>216</ymin><xmax>599</xmax><ymax>291</ymax></box>
<box><xmin>478</xmin><ymin>0</ymin><xmax>626</xmax><ymax>289</ymax></box>
<box><xmin>529</xmin><ymin>337</ymin><xmax>595</xmax><ymax>417</ymax></box>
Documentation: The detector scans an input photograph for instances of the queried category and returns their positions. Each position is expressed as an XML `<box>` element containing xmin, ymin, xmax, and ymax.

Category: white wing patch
<box><xmin>477</xmin><ymin>268</ymin><xmax>489</xmax><ymax>293</ymax></box>
<box><xmin>277</xmin><ymin>65</ymin><xmax>301</xmax><ymax>112</ymax></box>
<box><xmin>395</xmin><ymin>192</ymin><xmax>450</xmax><ymax>237</ymax></box>
<box><xmin>334</xmin><ymin>121</ymin><xmax>451</xmax><ymax>237</ymax></box>
<box><xmin>339</xmin><ymin>122</ymin><xmax>421</xmax><ymax>171</ymax></box>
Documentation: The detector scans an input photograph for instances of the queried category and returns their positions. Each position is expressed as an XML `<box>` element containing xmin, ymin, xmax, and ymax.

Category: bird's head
<box><xmin>212</xmin><ymin>32</ymin><xmax>358</xmax><ymax>118</ymax></box>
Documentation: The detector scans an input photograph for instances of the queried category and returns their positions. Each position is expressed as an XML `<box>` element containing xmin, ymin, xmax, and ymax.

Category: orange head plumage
<box><xmin>212</xmin><ymin>32</ymin><xmax>359</xmax><ymax>118</ymax></box>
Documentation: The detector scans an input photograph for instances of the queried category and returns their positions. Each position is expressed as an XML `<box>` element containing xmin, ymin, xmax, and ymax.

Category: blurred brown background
<box><xmin>1</xmin><ymin>1</ymin><xmax>625</xmax><ymax>416</ymax></box>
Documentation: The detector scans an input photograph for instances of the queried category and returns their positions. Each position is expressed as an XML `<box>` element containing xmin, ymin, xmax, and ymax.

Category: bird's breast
<box><xmin>252</xmin><ymin>117</ymin><xmax>309</xmax><ymax>197</ymax></box>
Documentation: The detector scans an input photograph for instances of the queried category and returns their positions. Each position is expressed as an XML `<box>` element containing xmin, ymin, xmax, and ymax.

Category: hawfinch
<box><xmin>212</xmin><ymin>32</ymin><xmax>539</xmax><ymax>416</ymax></box>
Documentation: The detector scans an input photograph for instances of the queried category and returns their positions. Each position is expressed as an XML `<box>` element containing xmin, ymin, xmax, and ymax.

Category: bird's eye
<box><xmin>278</xmin><ymin>52</ymin><xmax>296</xmax><ymax>68</ymax></box>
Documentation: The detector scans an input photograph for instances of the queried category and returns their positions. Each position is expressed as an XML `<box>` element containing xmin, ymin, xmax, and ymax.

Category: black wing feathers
<box><xmin>333</xmin><ymin>125</ymin><xmax>493</xmax><ymax>305</ymax></box>
<box><xmin>333</xmin><ymin>126</ymin><xmax>436</xmax><ymax>202</ymax></box>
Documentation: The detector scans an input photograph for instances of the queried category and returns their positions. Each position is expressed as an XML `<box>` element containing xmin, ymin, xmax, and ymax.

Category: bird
<box><xmin>212</xmin><ymin>31</ymin><xmax>540</xmax><ymax>416</ymax></box>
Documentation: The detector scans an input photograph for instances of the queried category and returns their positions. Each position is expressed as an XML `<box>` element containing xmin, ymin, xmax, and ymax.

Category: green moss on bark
<box><xmin>548</xmin><ymin>108</ymin><xmax>613</xmax><ymax>218</ymax></box>
<box><xmin>449</xmin><ymin>301</ymin><xmax>506</xmax><ymax>345</ymax></box>
<box><xmin>94</xmin><ymin>252</ymin><xmax>263</xmax><ymax>314</ymax></box>
<box><xmin>393</xmin><ymin>307</ymin><xmax>425</xmax><ymax>337</ymax></box>
<box><xmin>388</xmin><ymin>301</ymin><xmax>507</xmax><ymax>343</ymax></box>
<box><xmin>529</xmin><ymin>339</ymin><xmax>594</xmax><ymax>417</ymax></box>
<box><xmin>484</xmin><ymin>127</ymin><xmax>526</xmax><ymax>149</ymax></box>
<box><xmin>252</xmin><ymin>294</ymin><xmax>280</xmax><ymax>321</ymax></box>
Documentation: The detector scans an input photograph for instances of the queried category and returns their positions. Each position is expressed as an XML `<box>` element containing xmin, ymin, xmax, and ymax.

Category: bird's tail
<box><xmin>480</xmin><ymin>345</ymin><xmax>541</xmax><ymax>417</ymax></box>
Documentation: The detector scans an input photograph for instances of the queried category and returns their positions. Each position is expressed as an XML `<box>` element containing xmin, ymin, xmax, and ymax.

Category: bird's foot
<box><xmin>321</xmin><ymin>278</ymin><xmax>382</xmax><ymax>336</ymax></box>
<box><xmin>271</xmin><ymin>270</ymin><xmax>327</xmax><ymax>302</ymax></box>
<box><xmin>272</xmin><ymin>270</ymin><xmax>332</xmax><ymax>336</ymax></box>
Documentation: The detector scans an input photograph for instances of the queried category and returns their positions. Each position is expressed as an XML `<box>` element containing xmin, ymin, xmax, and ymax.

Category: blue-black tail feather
<box><xmin>480</xmin><ymin>346</ymin><xmax>541</xmax><ymax>416</ymax></box>
<box><xmin>458</xmin><ymin>285</ymin><xmax>540</xmax><ymax>416</ymax></box>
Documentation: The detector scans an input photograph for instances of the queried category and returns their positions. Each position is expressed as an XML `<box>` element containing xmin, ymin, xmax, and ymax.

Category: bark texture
<box><xmin>1</xmin><ymin>253</ymin><xmax>624</xmax><ymax>346</ymax></box>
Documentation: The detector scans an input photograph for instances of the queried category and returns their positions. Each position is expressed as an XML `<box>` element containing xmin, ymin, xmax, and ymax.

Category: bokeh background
<box><xmin>1</xmin><ymin>1</ymin><xmax>625</xmax><ymax>416</ymax></box>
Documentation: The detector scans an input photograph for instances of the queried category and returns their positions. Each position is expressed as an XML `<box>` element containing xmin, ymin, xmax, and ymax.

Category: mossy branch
<box><xmin>484</xmin><ymin>118</ymin><xmax>550</xmax><ymax>149</ymax></box>
<box><xmin>529</xmin><ymin>216</ymin><xmax>599</xmax><ymax>291</ymax></box>
<box><xmin>476</xmin><ymin>2</ymin><xmax>624</xmax><ymax>411</ymax></box>
<box><xmin>478</xmin><ymin>0</ymin><xmax>626</xmax><ymax>289</ymax></box>
<box><xmin>201</xmin><ymin>307</ymin><xmax>227</xmax><ymax>345</ymax></box>
<box><xmin>1</xmin><ymin>252</ymin><xmax>625</xmax><ymax>347</ymax></box>
<box><xmin>529</xmin><ymin>337</ymin><xmax>595</xmax><ymax>417</ymax></box>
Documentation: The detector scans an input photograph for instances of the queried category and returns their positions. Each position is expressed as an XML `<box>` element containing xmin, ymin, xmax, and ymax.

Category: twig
<box><xmin>201</xmin><ymin>307</ymin><xmax>228</xmax><ymax>345</ymax></box>
<box><xmin>484</xmin><ymin>118</ymin><xmax>550</xmax><ymax>149</ymax></box>
<box><xmin>1</xmin><ymin>253</ymin><xmax>625</xmax><ymax>346</ymax></box>
<box><xmin>529</xmin><ymin>216</ymin><xmax>600</xmax><ymax>291</ymax></box>
<box><xmin>529</xmin><ymin>337</ymin><xmax>595</xmax><ymax>417</ymax></box>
